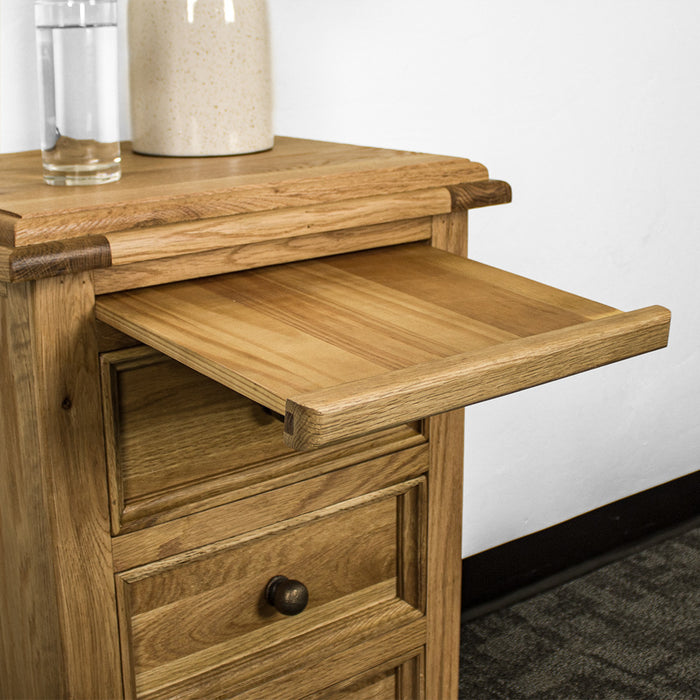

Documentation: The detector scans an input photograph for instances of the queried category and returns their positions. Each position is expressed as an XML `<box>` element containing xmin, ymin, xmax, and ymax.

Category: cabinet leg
<box><xmin>0</xmin><ymin>276</ymin><xmax>122</xmax><ymax>698</ymax></box>
<box><xmin>425</xmin><ymin>409</ymin><xmax>464</xmax><ymax>699</ymax></box>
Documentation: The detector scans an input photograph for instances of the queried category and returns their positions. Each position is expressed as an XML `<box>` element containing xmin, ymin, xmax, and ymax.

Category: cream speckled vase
<box><xmin>128</xmin><ymin>0</ymin><xmax>273</xmax><ymax>156</ymax></box>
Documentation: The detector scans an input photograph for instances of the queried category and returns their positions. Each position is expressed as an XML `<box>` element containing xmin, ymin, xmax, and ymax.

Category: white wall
<box><xmin>2</xmin><ymin>0</ymin><xmax>698</xmax><ymax>557</ymax></box>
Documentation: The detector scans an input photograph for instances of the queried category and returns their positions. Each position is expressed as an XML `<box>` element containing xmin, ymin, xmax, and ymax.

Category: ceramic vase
<box><xmin>128</xmin><ymin>0</ymin><xmax>273</xmax><ymax>156</ymax></box>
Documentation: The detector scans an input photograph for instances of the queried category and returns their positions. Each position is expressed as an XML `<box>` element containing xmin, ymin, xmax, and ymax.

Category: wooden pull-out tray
<box><xmin>95</xmin><ymin>244</ymin><xmax>670</xmax><ymax>450</ymax></box>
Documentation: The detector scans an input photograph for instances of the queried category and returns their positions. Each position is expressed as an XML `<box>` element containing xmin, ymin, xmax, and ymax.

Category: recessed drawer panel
<box><xmin>116</xmin><ymin>476</ymin><xmax>427</xmax><ymax>700</ymax></box>
<box><xmin>269</xmin><ymin>648</ymin><xmax>424</xmax><ymax>700</ymax></box>
<box><xmin>100</xmin><ymin>345</ymin><xmax>425</xmax><ymax>533</ymax></box>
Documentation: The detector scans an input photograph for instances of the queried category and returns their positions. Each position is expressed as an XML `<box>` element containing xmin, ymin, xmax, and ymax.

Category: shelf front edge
<box><xmin>283</xmin><ymin>305</ymin><xmax>671</xmax><ymax>450</ymax></box>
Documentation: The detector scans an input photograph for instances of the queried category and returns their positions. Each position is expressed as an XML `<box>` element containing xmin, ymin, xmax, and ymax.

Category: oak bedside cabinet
<box><xmin>0</xmin><ymin>138</ymin><xmax>670</xmax><ymax>699</ymax></box>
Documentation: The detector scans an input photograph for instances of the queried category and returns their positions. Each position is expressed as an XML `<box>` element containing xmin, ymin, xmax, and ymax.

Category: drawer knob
<box><xmin>265</xmin><ymin>575</ymin><xmax>309</xmax><ymax>616</ymax></box>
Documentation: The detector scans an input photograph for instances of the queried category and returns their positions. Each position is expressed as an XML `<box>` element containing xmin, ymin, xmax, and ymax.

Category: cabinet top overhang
<box><xmin>0</xmin><ymin>137</ymin><xmax>510</xmax><ymax>284</ymax></box>
<box><xmin>0</xmin><ymin>137</ymin><xmax>501</xmax><ymax>247</ymax></box>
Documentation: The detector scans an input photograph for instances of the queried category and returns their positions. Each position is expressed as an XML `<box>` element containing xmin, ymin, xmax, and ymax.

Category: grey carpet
<box><xmin>459</xmin><ymin>526</ymin><xmax>700</xmax><ymax>699</ymax></box>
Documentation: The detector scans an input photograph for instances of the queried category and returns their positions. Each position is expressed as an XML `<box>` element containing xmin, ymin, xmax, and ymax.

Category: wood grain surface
<box><xmin>0</xmin><ymin>277</ymin><xmax>121</xmax><ymax>697</ymax></box>
<box><xmin>93</xmin><ymin>218</ymin><xmax>433</xmax><ymax>295</ymax></box>
<box><xmin>95</xmin><ymin>243</ymin><xmax>670</xmax><ymax>450</ymax></box>
<box><xmin>135</xmin><ymin>598</ymin><xmax>425</xmax><ymax>700</ymax></box>
<box><xmin>0</xmin><ymin>137</ymin><xmax>489</xmax><ymax>246</ymax></box>
<box><xmin>425</xmin><ymin>409</ymin><xmax>464</xmax><ymax>699</ymax></box>
<box><xmin>105</xmin><ymin>189</ymin><xmax>451</xmax><ymax>266</ymax></box>
<box><xmin>1</xmin><ymin>137</ymin><xmax>670</xmax><ymax>698</ymax></box>
<box><xmin>124</xmin><ymin>501</ymin><xmax>396</xmax><ymax>672</ymax></box>
<box><xmin>101</xmin><ymin>339</ymin><xmax>425</xmax><ymax>537</ymax></box>
<box><xmin>117</xmin><ymin>475</ymin><xmax>427</xmax><ymax>699</ymax></box>
<box><xmin>448</xmin><ymin>179</ymin><xmax>512</xmax><ymax>210</ymax></box>
<box><xmin>0</xmin><ymin>236</ymin><xmax>111</xmax><ymax>283</ymax></box>
<box><xmin>286</xmin><ymin>304</ymin><xmax>671</xmax><ymax>449</ymax></box>
<box><xmin>302</xmin><ymin>648</ymin><xmax>424</xmax><ymax>700</ymax></box>
<box><xmin>111</xmin><ymin>445</ymin><xmax>428</xmax><ymax>570</ymax></box>
<box><xmin>101</xmin><ymin>345</ymin><xmax>291</xmax><ymax>530</ymax></box>
<box><xmin>424</xmin><ymin>211</ymin><xmax>467</xmax><ymax>700</ymax></box>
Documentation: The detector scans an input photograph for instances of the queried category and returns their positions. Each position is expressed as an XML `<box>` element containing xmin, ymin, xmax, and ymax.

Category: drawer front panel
<box><xmin>307</xmin><ymin>649</ymin><xmax>424</xmax><ymax>700</ymax></box>
<box><xmin>103</xmin><ymin>346</ymin><xmax>289</xmax><ymax>500</ymax></box>
<box><xmin>117</xmin><ymin>477</ymin><xmax>426</xmax><ymax>699</ymax></box>
<box><xmin>101</xmin><ymin>346</ymin><xmax>425</xmax><ymax>532</ymax></box>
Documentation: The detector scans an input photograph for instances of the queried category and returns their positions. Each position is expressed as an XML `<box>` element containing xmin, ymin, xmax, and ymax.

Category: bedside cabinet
<box><xmin>0</xmin><ymin>137</ymin><xmax>670</xmax><ymax>699</ymax></box>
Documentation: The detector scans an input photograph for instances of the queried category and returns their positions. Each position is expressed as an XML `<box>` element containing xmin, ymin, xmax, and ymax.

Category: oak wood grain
<box><xmin>0</xmin><ymin>285</ymin><xmax>64</xmax><ymax>696</ymax></box>
<box><xmin>425</xmin><ymin>210</ymin><xmax>467</xmax><ymax>700</ymax></box>
<box><xmin>117</xmin><ymin>476</ymin><xmax>427</xmax><ymax>698</ymax></box>
<box><xmin>227</xmin><ymin>617</ymin><xmax>425</xmax><ymax>700</ymax></box>
<box><xmin>1</xmin><ymin>179</ymin><xmax>510</xmax><ymax>284</ymax></box>
<box><xmin>136</xmin><ymin>593</ymin><xmax>424</xmax><ymax>700</ymax></box>
<box><xmin>0</xmin><ymin>277</ymin><xmax>121</xmax><ymax>698</ymax></box>
<box><xmin>95</xmin><ymin>243</ymin><xmax>670</xmax><ymax>451</ymax></box>
<box><xmin>0</xmin><ymin>212</ymin><xmax>20</xmax><ymax>247</ymax></box>
<box><xmin>127</xmin><ymin>500</ymin><xmax>397</xmax><ymax>670</ymax></box>
<box><xmin>324</xmin><ymin>244</ymin><xmax>616</xmax><ymax>333</ymax></box>
<box><xmin>307</xmin><ymin>666</ymin><xmax>397</xmax><ymax>700</ymax></box>
<box><xmin>431</xmin><ymin>210</ymin><xmax>468</xmax><ymax>257</ymax></box>
<box><xmin>112</xmin><ymin>444</ymin><xmax>428</xmax><ymax>571</ymax></box>
<box><xmin>425</xmin><ymin>409</ymin><xmax>464</xmax><ymax>700</ymax></box>
<box><xmin>285</xmin><ymin>304</ymin><xmax>671</xmax><ymax>449</ymax></box>
<box><xmin>119</xmin><ymin>424</ymin><xmax>424</xmax><ymax>535</ymax></box>
<box><xmin>101</xmin><ymin>342</ymin><xmax>424</xmax><ymax>535</ymax></box>
<box><xmin>106</xmin><ymin>188</ymin><xmax>451</xmax><ymax>266</ymax></box>
<box><xmin>0</xmin><ymin>236</ymin><xmax>111</xmax><ymax>282</ymax></box>
<box><xmin>1</xmin><ymin>138</ymin><xmax>669</xmax><ymax>699</ymax></box>
<box><xmin>0</xmin><ymin>137</ymin><xmax>489</xmax><ymax>245</ymax></box>
<box><xmin>93</xmin><ymin>217</ymin><xmax>432</xmax><ymax>294</ymax></box>
<box><xmin>448</xmin><ymin>179</ymin><xmax>512</xmax><ymax>210</ymax></box>
<box><xmin>101</xmin><ymin>345</ymin><xmax>291</xmax><ymax>530</ymax></box>
<box><xmin>0</xmin><ymin>246</ymin><xmax>12</xmax><ymax>283</ymax></box>
<box><xmin>304</xmin><ymin>649</ymin><xmax>424</xmax><ymax>700</ymax></box>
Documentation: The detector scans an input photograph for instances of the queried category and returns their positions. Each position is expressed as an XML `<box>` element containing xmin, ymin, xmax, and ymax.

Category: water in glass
<box><xmin>35</xmin><ymin>0</ymin><xmax>121</xmax><ymax>185</ymax></box>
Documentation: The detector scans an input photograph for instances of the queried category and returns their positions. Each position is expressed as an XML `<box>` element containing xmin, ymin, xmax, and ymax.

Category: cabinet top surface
<box><xmin>0</xmin><ymin>136</ymin><xmax>488</xmax><ymax>247</ymax></box>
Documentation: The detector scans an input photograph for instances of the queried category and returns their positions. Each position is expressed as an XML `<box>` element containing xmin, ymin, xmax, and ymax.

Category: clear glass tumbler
<box><xmin>35</xmin><ymin>0</ymin><xmax>121</xmax><ymax>185</ymax></box>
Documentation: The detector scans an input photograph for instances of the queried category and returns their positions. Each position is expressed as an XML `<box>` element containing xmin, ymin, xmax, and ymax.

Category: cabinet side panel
<box><xmin>1</xmin><ymin>277</ymin><xmax>122</xmax><ymax>698</ymax></box>
<box><xmin>0</xmin><ymin>284</ymin><xmax>65</xmax><ymax>697</ymax></box>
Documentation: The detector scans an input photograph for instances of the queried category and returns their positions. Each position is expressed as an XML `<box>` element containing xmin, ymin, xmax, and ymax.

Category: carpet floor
<box><xmin>459</xmin><ymin>526</ymin><xmax>700</xmax><ymax>699</ymax></box>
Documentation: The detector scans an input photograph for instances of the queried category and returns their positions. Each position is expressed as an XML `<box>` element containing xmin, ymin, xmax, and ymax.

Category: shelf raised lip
<box><xmin>283</xmin><ymin>305</ymin><xmax>670</xmax><ymax>449</ymax></box>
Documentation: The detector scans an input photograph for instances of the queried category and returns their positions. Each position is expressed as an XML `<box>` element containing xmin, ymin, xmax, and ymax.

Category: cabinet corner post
<box><xmin>0</xmin><ymin>275</ymin><xmax>122</xmax><ymax>698</ymax></box>
<box><xmin>431</xmin><ymin>210</ymin><xmax>468</xmax><ymax>259</ymax></box>
<box><xmin>424</xmin><ymin>217</ymin><xmax>468</xmax><ymax>699</ymax></box>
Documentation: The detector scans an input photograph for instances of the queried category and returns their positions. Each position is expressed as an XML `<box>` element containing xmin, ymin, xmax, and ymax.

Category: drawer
<box><xmin>96</xmin><ymin>243</ymin><xmax>670</xmax><ymax>452</ymax></box>
<box><xmin>116</xmin><ymin>472</ymin><xmax>427</xmax><ymax>700</ymax></box>
<box><xmin>308</xmin><ymin>651</ymin><xmax>424</xmax><ymax>700</ymax></box>
<box><xmin>100</xmin><ymin>345</ymin><xmax>425</xmax><ymax>533</ymax></box>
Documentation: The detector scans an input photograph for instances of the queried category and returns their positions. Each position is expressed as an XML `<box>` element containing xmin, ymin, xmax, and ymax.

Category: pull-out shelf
<box><xmin>96</xmin><ymin>243</ymin><xmax>670</xmax><ymax>450</ymax></box>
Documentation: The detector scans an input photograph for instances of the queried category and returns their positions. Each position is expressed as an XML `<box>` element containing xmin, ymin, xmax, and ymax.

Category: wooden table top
<box><xmin>0</xmin><ymin>137</ymin><xmax>512</xmax><ymax>285</ymax></box>
<box><xmin>0</xmin><ymin>137</ymin><xmax>489</xmax><ymax>247</ymax></box>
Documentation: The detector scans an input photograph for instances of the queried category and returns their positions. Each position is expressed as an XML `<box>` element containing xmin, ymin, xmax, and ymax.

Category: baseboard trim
<box><xmin>461</xmin><ymin>469</ymin><xmax>700</xmax><ymax>618</ymax></box>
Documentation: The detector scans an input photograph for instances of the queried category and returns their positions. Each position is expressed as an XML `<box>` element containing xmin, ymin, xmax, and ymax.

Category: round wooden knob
<box><xmin>265</xmin><ymin>575</ymin><xmax>309</xmax><ymax>616</ymax></box>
